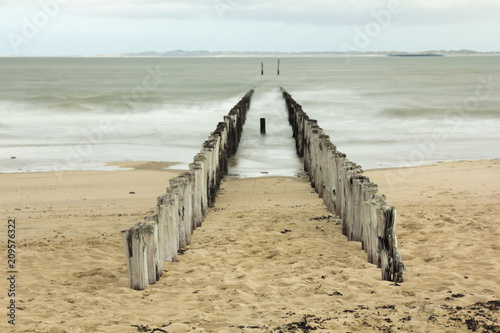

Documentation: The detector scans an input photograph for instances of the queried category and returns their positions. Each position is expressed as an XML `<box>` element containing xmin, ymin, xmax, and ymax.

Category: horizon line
<box><xmin>2</xmin><ymin>49</ymin><xmax>500</xmax><ymax>58</ymax></box>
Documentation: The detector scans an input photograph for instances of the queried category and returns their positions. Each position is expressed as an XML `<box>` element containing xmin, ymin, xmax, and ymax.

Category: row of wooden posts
<box><xmin>281</xmin><ymin>88</ymin><xmax>406</xmax><ymax>283</ymax></box>
<box><xmin>121</xmin><ymin>89</ymin><xmax>254</xmax><ymax>290</ymax></box>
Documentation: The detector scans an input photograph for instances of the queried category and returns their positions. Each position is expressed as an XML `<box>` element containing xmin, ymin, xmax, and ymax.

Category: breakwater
<box><xmin>282</xmin><ymin>88</ymin><xmax>406</xmax><ymax>282</ymax></box>
<box><xmin>121</xmin><ymin>90</ymin><xmax>254</xmax><ymax>290</ymax></box>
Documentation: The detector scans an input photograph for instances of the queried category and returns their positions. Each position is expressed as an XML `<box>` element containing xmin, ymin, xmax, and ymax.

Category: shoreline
<box><xmin>2</xmin><ymin>157</ymin><xmax>499</xmax><ymax>176</ymax></box>
<box><xmin>365</xmin><ymin>157</ymin><xmax>500</xmax><ymax>172</ymax></box>
<box><xmin>1</xmin><ymin>158</ymin><xmax>499</xmax><ymax>332</ymax></box>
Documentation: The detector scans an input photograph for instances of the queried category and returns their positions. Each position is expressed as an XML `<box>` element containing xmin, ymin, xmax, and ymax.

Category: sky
<box><xmin>0</xmin><ymin>0</ymin><xmax>499</xmax><ymax>56</ymax></box>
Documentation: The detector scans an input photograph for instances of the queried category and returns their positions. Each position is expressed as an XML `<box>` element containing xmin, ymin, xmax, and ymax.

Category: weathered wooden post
<box><xmin>189</xmin><ymin>160</ymin><xmax>203</xmax><ymax>228</ymax></box>
<box><xmin>163</xmin><ymin>193</ymin><xmax>180</xmax><ymax>262</ymax></box>
<box><xmin>146</xmin><ymin>213</ymin><xmax>165</xmax><ymax>274</ymax></box>
<box><xmin>194</xmin><ymin>153</ymin><xmax>209</xmax><ymax>218</ymax></box>
<box><xmin>261</xmin><ymin>61</ymin><xmax>264</xmax><ymax>75</ymax></box>
<box><xmin>361</xmin><ymin>182</ymin><xmax>378</xmax><ymax>263</ymax></box>
<box><xmin>182</xmin><ymin>172</ymin><xmax>196</xmax><ymax>236</ymax></box>
<box><xmin>277</xmin><ymin>58</ymin><xmax>280</xmax><ymax>75</ymax></box>
<box><xmin>260</xmin><ymin>118</ymin><xmax>266</xmax><ymax>134</ymax></box>
<box><xmin>121</xmin><ymin>223</ymin><xmax>149</xmax><ymax>291</ymax></box>
<box><xmin>142</xmin><ymin>219</ymin><xmax>161</xmax><ymax>285</ymax></box>
<box><xmin>382</xmin><ymin>206</ymin><xmax>405</xmax><ymax>283</ymax></box>
<box><xmin>334</xmin><ymin>152</ymin><xmax>346</xmax><ymax>217</ymax></box>
<box><xmin>322</xmin><ymin>140</ymin><xmax>337</xmax><ymax>213</ymax></box>
<box><xmin>207</xmin><ymin>135</ymin><xmax>222</xmax><ymax>205</ymax></box>
<box><xmin>168</xmin><ymin>177</ymin><xmax>188</xmax><ymax>249</ymax></box>
<box><xmin>154</xmin><ymin>201</ymin><xmax>167</xmax><ymax>261</ymax></box>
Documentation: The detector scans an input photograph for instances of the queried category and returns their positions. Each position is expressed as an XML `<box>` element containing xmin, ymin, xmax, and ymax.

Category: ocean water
<box><xmin>0</xmin><ymin>56</ymin><xmax>499</xmax><ymax>176</ymax></box>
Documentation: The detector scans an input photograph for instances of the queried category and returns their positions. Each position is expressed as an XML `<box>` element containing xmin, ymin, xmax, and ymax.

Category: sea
<box><xmin>1</xmin><ymin>56</ymin><xmax>499</xmax><ymax>177</ymax></box>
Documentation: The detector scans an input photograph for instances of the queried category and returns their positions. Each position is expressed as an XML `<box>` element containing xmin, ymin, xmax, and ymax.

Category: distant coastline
<box><xmin>387</xmin><ymin>53</ymin><xmax>444</xmax><ymax>57</ymax></box>
<box><xmin>96</xmin><ymin>49</ymin><xmax>498</xmax><ymax>58</ymax></box>
<box><xmin>1</xmin><ymin>49</ymin><xmax>499</xmax><ymax>58</ymax></box>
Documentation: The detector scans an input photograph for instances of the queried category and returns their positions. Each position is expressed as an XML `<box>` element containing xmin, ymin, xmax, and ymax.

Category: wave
<box><xmin>3</xmin><ymin>92</ymin><xmax>173</xmax><ymax>115</ymax></box>
<box><xmin>379</xmin><ymin>107</ymin><xmax>500</xmax><ymax>118</ymax></box>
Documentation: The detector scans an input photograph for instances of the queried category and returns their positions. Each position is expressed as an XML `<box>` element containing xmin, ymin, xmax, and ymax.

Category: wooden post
<box><xmin>261</xmin><ymin>61</ymin><xmax>264</xmax><ymax>75</ymax></box>
<box><xmin>194</xmin><ymin>153</ymin><xmax>208</xmax><ymax>218</ymax></box>
<box><xmin>277</xmin><ymin>58</ymin><xmax>280</xmax><ymax>75</ymax></box>
<box><xmin>168</xmin><ymin>177</ymin><xmax>188</xmax><ymax>249</ymax></box>
<box><xmin>382</xmin><ymin>206</ymin><xmax>405</xmax><ymax>282</ymax></box>
<box><xmin>189</xmin><ymin>161</ymin><xmax>203</xmax><ymax>228</ymax></box>
<box><xmin>154</xmin><ymin>202</ymin><xmax>167</xmax><ymax>262</ymax></box>
<box><xmin>182</xmin><ymin>172</ymin><xmax>196</xmax><ymax>237</ymax></box>
<box><xmin>121</xmin><ymin>223</ymin><xmax>149</xmax><ymax>290</ymax></box>
<box><xmin>161</xmin><ymin>193</ymin><xmax>180</xmax><ymax>262</ymax></box>
<box><xmin>260</xmin><ymin>118</ymin><xmax>266</xmax><ymax>134</ymax></box>
<box><xmin>173</xmin><ymin>173</ymin><xmax>193</xmax><ymax>246</ymax></box>
<box><xmin>323</xmin><ymin>141</ymin><xmax>337</xmax><ymax>213</ymax></box>
<box><xmin>142</xmin><ymin>220</ymin><xmax>160</xmax><ymax>285</ymax></box>
<box><xmin>145</xmin><ymin>213</ymin><xmax>164</xmax><ymax>277</ymax></box>
<box><xmin>361</xmin><ymin>182</ymin><xmax>378</xmax><ymax>262</ymax></box>
<box><xmin>334</xmin><ymin>152</ymin><xmax>346</xmax><ymax>217</ymax></box>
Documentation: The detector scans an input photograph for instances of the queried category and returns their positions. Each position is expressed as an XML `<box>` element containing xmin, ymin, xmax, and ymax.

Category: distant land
<box><xmin>99</xmin><ymin>49</ymin><xmax>500</xmax><ymax>58</ymax></box>
<box><xmin>1</xmin><ymin>50</ymin><xmax>499</xmax><ymax>58</ymax></box>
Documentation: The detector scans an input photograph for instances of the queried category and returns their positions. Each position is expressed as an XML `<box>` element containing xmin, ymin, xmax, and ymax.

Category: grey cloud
<box><xmin>227</xmin><ymin>1</ymin><xmax>500</xmax><ymax>26</ymax></box>
<box><xmin>2</xmin><ymin>0</ymin><xmax>499</xmax><ymax>26</ymax></box>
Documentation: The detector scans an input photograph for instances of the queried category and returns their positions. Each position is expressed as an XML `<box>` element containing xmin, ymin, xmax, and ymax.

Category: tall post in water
<box><xmin>277</xmin><ymin>58</ymin><xmax>280</xmax><ymax>75</ymax></box>
<box><xmin>261</xmin><ymin>61</ymin><xmax>264</xmax><ymax>75</ymax></box>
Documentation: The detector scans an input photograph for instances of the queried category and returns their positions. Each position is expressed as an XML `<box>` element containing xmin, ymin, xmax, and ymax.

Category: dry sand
<box><xmin>1</xmin><ymin>159</ymin><xmax>499</xmax><ymax>332</ymax></box>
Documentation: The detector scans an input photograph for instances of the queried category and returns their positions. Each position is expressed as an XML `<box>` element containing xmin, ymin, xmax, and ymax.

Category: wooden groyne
<box><xmin>281</xmin><ymin>88</ymin><xmax>406</xmax><ymax>283</ymax></box>
<box><xmin>121</xmin><ymin>89</ymin><xmax>254</xmax><ymax>290</ymax></box>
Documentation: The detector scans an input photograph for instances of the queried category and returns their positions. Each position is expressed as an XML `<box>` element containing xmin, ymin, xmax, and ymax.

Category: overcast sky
<box><xmin>1</xmin><ymin>0</ymin><xmax>499</xmax><ymax>56</ymax></box>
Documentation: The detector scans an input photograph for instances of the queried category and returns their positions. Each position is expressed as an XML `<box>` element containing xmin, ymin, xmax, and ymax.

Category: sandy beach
<box><xmin>1</xmin><ymin>159</ymin><xmax>499</xmax><ymax>332</ymax></box>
